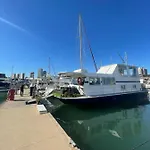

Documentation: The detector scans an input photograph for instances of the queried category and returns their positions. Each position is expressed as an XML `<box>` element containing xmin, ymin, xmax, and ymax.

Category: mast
<box><xmin>124</xmin><ymin>52</ymin><xmax>129</xmax><ymax>76</ymax></box>
<box><xmin>78</xmin><ymin>14</ymin><xmax>98</xmax><ymax>72</ymax></box>
<box><xmin>117</xmin><ymin>52</ymin><xmax>125</xmax><ymax>64</ymax></box>
<box><xmin>81</xmin><ymin>16</ymin><xmax>98</xmax><ymax>72</ymax></box>
<box><xmin>79</xmin><ymin>15</ymin><xmax>83</xmax><ymax>70</ymax></box>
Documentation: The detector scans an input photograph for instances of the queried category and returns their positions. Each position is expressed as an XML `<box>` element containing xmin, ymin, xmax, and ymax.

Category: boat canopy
<box><xmin>73</xmin><ymin>69</ymin><xmax>88</xmax><ymax>73</ymax></box>
<box><xmin>97</xmin><ymin>64</ymin><xmax>117</xmax><ymax>74</ymax></box>
<box><xmin>97</xmin><ymin>64</ymin><xmax>138</xmax><ymax>77</ymax></box>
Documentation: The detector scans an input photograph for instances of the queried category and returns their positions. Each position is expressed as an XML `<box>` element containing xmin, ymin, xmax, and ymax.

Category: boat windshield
<box><xmin>118</xmin><ymin>65</ymin><xmax>137</xmax><ymax>76</ymax></box>
<box><xmin>71</xmin><ymin>78</ymin><xmax>79</xmax><ymax>85</ymax></box>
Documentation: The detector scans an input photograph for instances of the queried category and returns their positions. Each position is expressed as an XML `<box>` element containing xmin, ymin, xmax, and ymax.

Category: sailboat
<box><xmin>54</xmin><ymin>15</ymin><xmax>148</xmax><ymax>106</ymax></box>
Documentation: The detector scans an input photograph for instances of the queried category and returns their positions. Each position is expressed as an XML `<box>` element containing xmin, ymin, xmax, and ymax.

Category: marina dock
<box><xmin>0</xmin><ymin>94</ymin><xmax>77</xmax><ymax>150</ymax></box>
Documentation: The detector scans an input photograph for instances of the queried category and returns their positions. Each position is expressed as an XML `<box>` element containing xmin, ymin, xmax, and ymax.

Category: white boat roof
<box><xmin>58</xmin><ymin>72</ymin><xmax>86</xmax><ymax>77</ymax></box>
<box><xmin>97</xmin><ymin>64</ymin><xmax>137</xmax><ymax>74</ymax></box>
<box><xmin>58</xmin><ymin>64</ymin><xmax>138</xmax><ymax>78</ymax></box>
<box><xmin>97</xmin><ymin>64</ymin><xmax>117</xmax><ymax>74</ymax></box>
<box><xmin>58</xmin><ymin>71</ymin><xmax>113</xmax><ymax>78</ymax></box>
<box><xmin>73</xmin><ymin>69</ymin><xmax>88</xmax><ymax>73</ymax></box>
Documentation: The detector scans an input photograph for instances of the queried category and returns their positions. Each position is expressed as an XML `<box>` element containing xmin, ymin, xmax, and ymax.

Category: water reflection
<box><xmin>68</xmin><ymin>107</ymin><xmax>143</xmax><ymax>137</ymax></box>
<box><xmin>53</xmin><ymin>104</ymin><xmax>150</xmax><ymax>150</ymax></box>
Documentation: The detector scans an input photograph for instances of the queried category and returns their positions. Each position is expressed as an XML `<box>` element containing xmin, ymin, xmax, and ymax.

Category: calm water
<box><xmin>53</xmin><ymin>104</ymin><xmax>150</xmax><ymax>150</ymax></box>
<box><xmin>0</xmin><ymin>92</ymin><xmax>7</xmax><ymax>104</ymax></box>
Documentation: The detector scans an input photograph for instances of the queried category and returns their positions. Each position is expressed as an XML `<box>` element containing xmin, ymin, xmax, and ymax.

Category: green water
<box><xmin>53</xmin><ymin>104</ymin><xmax>150</xmax><ymax>150</ymax></box>
<box><xmin>0</xmin><ymin>92</ymin><xmax>7</xmax><ymax>104</ymax></box>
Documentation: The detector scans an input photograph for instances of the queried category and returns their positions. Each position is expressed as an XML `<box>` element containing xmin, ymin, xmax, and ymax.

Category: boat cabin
<box><xmin>58</xmin><ymin>64</ymin><xmax>141</xmax><ymax>96</ymax></box>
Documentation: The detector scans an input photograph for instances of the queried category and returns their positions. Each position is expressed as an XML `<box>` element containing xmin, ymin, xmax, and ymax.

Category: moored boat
<box><xmin>55</xmin><ymin>64</ymin><xmax>149</xmax><ymax>107</ymax></box>
<box><xmin>52</xmin><ymin>15</ymin><xmax>148</xmax><ymax>107</ymax></box>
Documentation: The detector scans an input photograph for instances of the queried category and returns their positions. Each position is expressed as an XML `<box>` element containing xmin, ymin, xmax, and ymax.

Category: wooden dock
<box><xmin>0</xmin><ymin>93</ymin><xmax>78</xmax><ymax>150</ymax></box>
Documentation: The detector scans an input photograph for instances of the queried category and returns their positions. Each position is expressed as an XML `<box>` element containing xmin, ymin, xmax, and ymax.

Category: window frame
<box><xmin>89</xmin><ymin>77</ymin><xmax>101</xmax><ymax>85</ymax></box>
<box><xmin>133</xmin><ymin>85</ymin><xmax>136</xmax><ymax>89</ymax></box>
<box><xmin>121</xmin><ymin>85</ymin><xmax>126</xmax><ymax>90</ymax></box>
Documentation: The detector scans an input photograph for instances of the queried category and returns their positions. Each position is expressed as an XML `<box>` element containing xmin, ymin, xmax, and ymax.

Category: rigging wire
<box><xmin>131</xmin><ymin>139</ymin><xmax>150</xmax><ymax>150</ymax></box>
<box><xmin>81</xmin><ymin>16</ymin><xmax>98</xmax><ymax>72</ymax></box>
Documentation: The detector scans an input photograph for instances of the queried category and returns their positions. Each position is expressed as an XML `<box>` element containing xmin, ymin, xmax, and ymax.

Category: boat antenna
<box><xmin>81</xmin><ymin>15</ymin><xmax>98</xmax><ymax>72</ymax></box>
<box><xmin>117</xmin><ymin>52</ymin><xmax>125</xmax><ymax>64</ymax></box>
<box><xmin>79</xmin><ymin>14</ymin><xmax>83</xmax><ymax>70</ymax></box>
<box><xmin>48</xmin><ymin>57</ymin><xmax>56</xmax><ymax>76</ymax></box>
<box><xmin>11</xmin><ymin>65</ymin><xmax>14</xmax><ymax>77</ymax></box>
<box><xmin>48</xmin><ymin>57</ymin><xmax>50</xmax><ymax>75</ymax></box>
<box><xmin>124</xmin><ymin>51</ymin><xmax>129</xmax><ymax>76</ymax></box>
<box><xmin>124</xmin><ymin>52</ymin><xmax>128</xmax><ymax>65</ymax></box>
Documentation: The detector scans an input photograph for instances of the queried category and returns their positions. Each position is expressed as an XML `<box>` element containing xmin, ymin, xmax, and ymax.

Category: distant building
<box><xmin>138</xmin><ymin>67</ymin><xmax>142</xmax><ymax>75</ymax></box>
<box><xmin>30</xmin><ymin>72</ymin><xmax>34</xmax><ymax>79</ymax></box>
<box><xmin>20</xmin><ymin>73</ymin><xmax>25</xmax><ymax>80</ymax></box>
<box><xmin>17</xmin><ymin>73</ymin><xmax>20</xmax><ymax>79</ymax></box>
<box><xmin>144</xmin><ymin>69</ymin><xmax>148</xmax><ymax>76</ymax></box>
<box><xmin>11</xmin><ymin>73</ymin><xmax>16</xmax><ymax>79</ymax></box>
<box><xmin>138</xmin><ymin>67</ymin><xmax>148</xmax><ymax>76</ymax></box>
<box><xmin>38</xmin><ymin>68</ymin><xmax>43</xmax><ymax>78</ymax></box>
<box><xmin>43</xmin><ymin>71</ymin><xmax>47</xmax><ymax>78</ymax></box>
<box><xmin>142</xmin><ymin>68</ymin><xmax>148</xmax><ymax>76</ymax></box>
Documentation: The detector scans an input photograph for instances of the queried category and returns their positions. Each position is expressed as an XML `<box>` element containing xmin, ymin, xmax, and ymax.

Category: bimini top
<box><xmin>97</xmin><ymin>64</ymin><xmax>117</xmax><ymax>74</ymax></box>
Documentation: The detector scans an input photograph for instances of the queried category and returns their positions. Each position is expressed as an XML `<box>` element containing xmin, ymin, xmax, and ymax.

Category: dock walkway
<box><xmin>0</xmin><ymin>93</ymin><xmax>76</xmax><ymax>150</ymax></box>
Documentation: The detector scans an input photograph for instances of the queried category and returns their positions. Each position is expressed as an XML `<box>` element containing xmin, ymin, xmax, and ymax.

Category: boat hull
<box><xmin>55</xmin><ymin>91</ymin><xmax>149</xmax><ymax>107</ymax></box>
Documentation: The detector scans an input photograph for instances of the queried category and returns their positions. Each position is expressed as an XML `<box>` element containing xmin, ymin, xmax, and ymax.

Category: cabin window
<box><xmin>89</xmin><ymin>77</ymin><xmax>100</xmax><ymax>85</ymax></box>
<box><xmin>129</xmin><ymin>68</ymin><xmax>136</xmax><ymax>76</ymax></box>
<box><xmin>124</xmin><ymin>69</ymin><xmax>128</xmax><ymax>76</ymax></box>
<box><xmin>110</xmin><ymin>78</ymin><xmax>116</xmax><ymax>85</ymax></box>
<box><xmin>71</xmin><ymin>78</ymin><xmax>78</xmax><ymax>85</ymax></box>
<box><xmin>89</xmin><ymin>78</ymin><xmax>95</xmax><ymax>85</ymax></box>
<box><xmin>102</xmin><ymin>77</ymin><xmax>107</xmax><ymax>85</ymax></box>
<box><xmin>102</xmin><ymin>77</ymin><xmax>115</xmax><ymax>85</ymax></box>
<box><xmin>95</xmin><ymin>78</ymin><xmax>100</xmax><ymax>85</ymax></box>
<box><xmin>118</xmin><ymin>66</ymin><xmax>128</xmax><ymax>76</ymax></box>
<box><xmin>133</xmin><ymin>85</ymin><xmax>136</xmax><ymax>89</ymax></box>
<box><xmin>84</xmin><ymin>77</ymin><xmax>89</xmax><ymax>83</ymax></box>
<box><xmin>121</xmin><ymin>85</ymin><xmax>126</xmax><ymax>90</ymax></box>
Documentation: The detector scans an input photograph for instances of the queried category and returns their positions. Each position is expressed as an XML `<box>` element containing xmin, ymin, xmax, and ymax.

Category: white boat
<box><xmin>53</xmin><ymin>15</ymin><xmax>148</xmax><ymax>106</ymax></box>
<box><xmin>57</xmin><ymin>64</ymin><xmax>148</xmax><ymax>106</ymax></box>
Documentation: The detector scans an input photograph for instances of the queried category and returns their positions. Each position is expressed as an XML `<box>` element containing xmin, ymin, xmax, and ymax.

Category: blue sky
<box><xmin>0</xmin><ymin>0</ymin><xmax>150</xmax><ymax>77</ymax></box>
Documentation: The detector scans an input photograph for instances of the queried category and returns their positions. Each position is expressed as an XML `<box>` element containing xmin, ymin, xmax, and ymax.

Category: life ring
<box><xmin>77</xmin><ymin>77</ymin><xmax>84</xmax><ymax>85</ymax></box>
